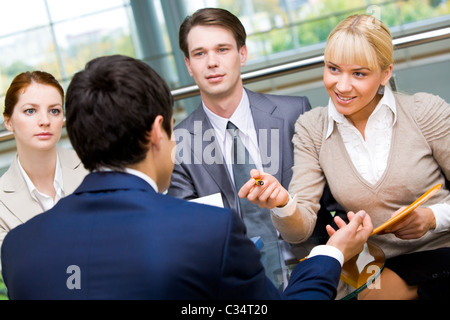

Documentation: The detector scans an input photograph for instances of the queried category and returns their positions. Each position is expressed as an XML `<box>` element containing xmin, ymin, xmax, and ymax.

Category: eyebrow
<box><xmin>327</xmin><ymin>62</ymin><xmax>371</xmax><ymax>71</ymax></box>
<box><xmin>21</xmin><ymin>103</ymin><xmax>62</xmax><ymax>108</ymax></box>
<box><xmin>190</xmin><ymin>43</ymin><xmax>233</xmax><ymax>53</ymax></box>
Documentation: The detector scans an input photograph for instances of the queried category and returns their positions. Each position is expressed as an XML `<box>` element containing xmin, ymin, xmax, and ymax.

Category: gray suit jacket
<box><xmin>168</xmin><ymin>89</ymin><xmax>311</xmax><ymax>216</ymax></box>
<box><xmin>0</xmin><ymin>148</ymin><xmax>88</xmax><ymax>253</ymax></box>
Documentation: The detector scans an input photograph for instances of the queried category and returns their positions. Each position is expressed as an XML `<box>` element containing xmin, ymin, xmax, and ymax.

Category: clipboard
<box><xmin>371</xmin><ymin>184</ymin><xmax>442</xmax><ymax>236</ymax></box>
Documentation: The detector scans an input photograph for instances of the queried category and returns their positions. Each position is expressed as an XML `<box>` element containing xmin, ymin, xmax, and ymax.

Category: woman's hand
<box><xmin>326</xmin><ymin>211</ymin><xmax>373</xmax><ymax>263</ymax></box>
<box><xmin>238</xmin><ymin>169</ymin><xmax>290</xmax><ymax>209</ymax></box>
<box><xmin>385</xmin><ymin>207</ymin><xmax>436</xmax><ymax>240</ymax></box>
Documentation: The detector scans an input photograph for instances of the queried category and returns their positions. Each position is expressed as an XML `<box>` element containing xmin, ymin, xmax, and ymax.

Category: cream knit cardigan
<box><xmin>272</xmin><ymin>92</ymin><xmax>450</xmax><ymax>259</ymax></box>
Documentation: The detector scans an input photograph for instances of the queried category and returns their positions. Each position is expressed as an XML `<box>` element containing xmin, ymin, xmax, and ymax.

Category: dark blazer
<box><xmin>1</xmin><ymin>172</ymin><xmax>341</xmax><ymax>300</ymax></box>
<box><xmin>168</xmin><ymin>89</ymin><xmax>311</xmax><ymax>215</ymax></box>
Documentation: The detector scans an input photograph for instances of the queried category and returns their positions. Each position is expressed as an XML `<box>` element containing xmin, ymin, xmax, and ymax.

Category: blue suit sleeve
<box><xmin>283</xmin><ymin>256</ymin><xmax>341</xmax><ymax>300</ymax></box>
<box><xmin>217</xmin><ymin>209</ymin><xmax>341</xmax><ymax>300</ymax></box>
<box><xmin>217</xmin><ymin>210</ymin><xmax>282</xmax><ymax>299</ymax></box>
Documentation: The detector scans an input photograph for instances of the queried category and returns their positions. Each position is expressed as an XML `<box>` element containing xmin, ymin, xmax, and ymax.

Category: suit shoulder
<box><xmin>57</xmin><ymin>148</ymin><xmax>85</xmax><ymax>169</ymax></box>
<box><xmin>247</xmin><ymin>89</ymin><xmax>309</xmax><ymax>108</ymax></box>
<box><xmin>263</xmin><ymin>92</ymin><xmax>309</xmax><ymax>103</ymax></box>
<box><xmin>263</xmin><ymin>92</ymin><xmax>310</xmax><ymax>109</ymax></box>
<box><xmin>174</xmin><ymin>113</ymin><xmax>193</xmax><ymax>131</ymax></box>
<box><xmin>174</xmin><ymin>106</ymin><xmax>203</xmax><ymax>131</ymax></box>
<box><xmin>0</xmin><ymin>165</ymin><xmax>13</xmax><ymax>189</ymax></box>
<box><xmin>0</xmin><ymin>157</ymin><xmax>20</xmax><ymax>192</ymax></box>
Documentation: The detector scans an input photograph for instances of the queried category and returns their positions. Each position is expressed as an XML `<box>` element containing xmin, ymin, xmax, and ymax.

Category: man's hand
<box><xmin>238</xmin><ymin>169</ymin><xmax>290</xmax><ymax>209</ymax></box>
<box><xmin>326</xmin><ymin>211</ymin><xmax>373</xmax><ymax>263</ymax></box>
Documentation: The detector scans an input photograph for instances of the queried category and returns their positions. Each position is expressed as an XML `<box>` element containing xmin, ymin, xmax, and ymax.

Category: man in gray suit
<box><xmin>168</xmin><ymin>8</ymin><xmax>311</xmax><ymax>289</ymax></box>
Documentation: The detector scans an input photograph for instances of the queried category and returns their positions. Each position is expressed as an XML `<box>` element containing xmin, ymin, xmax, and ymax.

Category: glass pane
<box><xmin>53</xmin><ymin>8</ymin><xmax>136</xmax><ymax>76</ymax></box>
<box><xmin>46</xmin><ymin>0</ymin><xmax>127</xmax><ymax>21</ymax></box>
<box><xmin>378</xmin><ymin>0</ymin><xmax>450</xmax><ymax>27</ymax></box>
<box><xmin>0</xmin><ymin>0</ymin><xmax>49</xmax><ymax>36</ymax></box>
<box><xmin>0</xmin><ymin>27</ymin><xmax>61</xmax><ymax>103</ymax></box>
<box><xmin>184</xmin><ymin>0</ymin><xmax>220</xmax><ymax>13</ymax></box>
<box><xmin>180</xmin><ymin>0</ymin><xmax>450</xmax><ymax>67</ymax></box>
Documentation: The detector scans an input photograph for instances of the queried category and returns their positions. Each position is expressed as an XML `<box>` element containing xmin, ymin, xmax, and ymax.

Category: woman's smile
<box><xmin>335</xmin><ymin>92</ymin><xmax>357</xmax><ymax>104</ymax></box>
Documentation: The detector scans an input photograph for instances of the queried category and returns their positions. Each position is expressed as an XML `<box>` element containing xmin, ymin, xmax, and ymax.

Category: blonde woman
<box><xmin>0</xmin><ymin>71</ymin><xmax>87</xmax><ymax>268</ymax></box>
<box><xmin>239</xmin><ymin>15</ymin><xmax>450</xmax><ymax>299</ymax></box>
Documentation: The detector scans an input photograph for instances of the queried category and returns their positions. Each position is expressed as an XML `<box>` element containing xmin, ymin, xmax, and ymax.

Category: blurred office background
<box><xmin>0</xmin><ymin>0</ymin><xmax>449</xmax><ymax>173</ymax></box>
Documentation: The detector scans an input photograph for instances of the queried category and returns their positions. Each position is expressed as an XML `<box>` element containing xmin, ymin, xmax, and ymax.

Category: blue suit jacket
<box><xmin>1</xmin><ymin>172</ymin><xmax>340</xmax><ymax>300</ymax></box>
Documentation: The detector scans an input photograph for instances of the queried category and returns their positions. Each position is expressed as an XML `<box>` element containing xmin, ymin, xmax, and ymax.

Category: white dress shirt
<box><xmin>124</xmin><ymin>168</ymin><xmax>158</xmax><ymax>192</ymax></box>
<box><xmin>203</xmin><ymin>90</ymin><xmax>264</xmax><ymax>183</ymax></box>
<box><xmin>327</xmin><ymin>86</ymin><xmax>397</xmax><ymax>185</ymax></box>
<box><xmin>97</xmin><ymin>167</ymin><xmax>159</xmax><ymax>193</ymax></box>
<box><xmin>18</xmin><ymin>155</ymin><xmax>64</xmax><ymax>211</ymax></box>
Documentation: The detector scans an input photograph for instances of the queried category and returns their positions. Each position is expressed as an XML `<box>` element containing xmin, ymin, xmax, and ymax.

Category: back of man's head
<box><xmin>65</xmin><ymin>55</ymin><xmax>173</xmax><ymax>172</ymax></box>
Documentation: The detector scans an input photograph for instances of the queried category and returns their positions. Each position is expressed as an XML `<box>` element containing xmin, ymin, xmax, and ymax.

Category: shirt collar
<box><xmin>124</xmin><ymin>168</ymin><xmax>159</xmax><ymax>193</ymax></box>
<box><xmin>96</xmin><ymin>167</ymin><xmax>159</xmax><ymax>193</ymax></box>
<box><xmin>202</xmin><ymin>90</ymin><xmax>251</xmax><ymax>136</ymax></box>
<box><xmin>326</xmin><ymin>86</ymin><xmax>397</xmax><ymax>139</ymax></box>
<box><xmin>18</xmin><ymin>153</ymin><xmax>64</xmax><ymax>202</ymax></box>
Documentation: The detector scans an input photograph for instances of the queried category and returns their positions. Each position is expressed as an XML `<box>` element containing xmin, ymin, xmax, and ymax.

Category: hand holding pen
<box><xmin>238</xmin><ymin>169</ymin><xmax>290</xmax><ymax>210</ymax></box>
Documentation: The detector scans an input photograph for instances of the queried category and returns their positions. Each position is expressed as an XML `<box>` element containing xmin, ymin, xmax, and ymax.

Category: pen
<box><xmin>254</xmin><ymin>179</ymin><xmax>264</xmax><ymax>186</ymax></box>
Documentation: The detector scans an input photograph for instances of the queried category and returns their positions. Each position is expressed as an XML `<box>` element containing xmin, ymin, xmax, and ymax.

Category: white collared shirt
<box><xmin>124</xmin><ymin>168</ymin><xmax>158</xmax><ymax>193</ymax></box>
<box><xmin>203</xmin><ymin>90</ymin><xmax>263</xmax><ymax>183</ymax></box>
<box><xmin>96</xmin><ymin>167</ymin><xmax>159</xmax><ymax>193</ymax></box>
<box><xmin>326</xmin><ymin>86</ymin><xmax>397</xmax><ymax>185</ymax></box>
<box><xmin>18</xmin><ymin>155</ymin><xmax>64</xmax><ymax>211</ymax></box>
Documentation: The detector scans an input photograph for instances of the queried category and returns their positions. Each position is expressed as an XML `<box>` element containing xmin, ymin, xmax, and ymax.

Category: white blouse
<box><xmin>327</xmin><ymin>86</ymin><xmax>397</xmax><ymax>185</ymax></box>
<box><xmin>18</xmin><ymin>155</ymin><xmax>64</xmax><ymax>211</ymax></box>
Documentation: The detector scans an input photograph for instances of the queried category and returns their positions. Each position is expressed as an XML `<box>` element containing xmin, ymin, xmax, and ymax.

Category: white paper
<box><xmin>189</xmin><ymin>193</ymin><xmax>224</xmax><ymax>208</ymax></box>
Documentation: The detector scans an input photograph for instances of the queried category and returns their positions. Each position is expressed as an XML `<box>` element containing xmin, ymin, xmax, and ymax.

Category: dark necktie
<box><xmin>227</xmin><ymin>121</ymin><xmax>282</xmax><ymax>289</ymax></box>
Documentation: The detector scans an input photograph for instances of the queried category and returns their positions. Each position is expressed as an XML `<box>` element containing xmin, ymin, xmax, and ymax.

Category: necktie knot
<box><xmin>227</xmin><ymin>121</ymin><xmax>239</xmax><ymax>137</ymax></box>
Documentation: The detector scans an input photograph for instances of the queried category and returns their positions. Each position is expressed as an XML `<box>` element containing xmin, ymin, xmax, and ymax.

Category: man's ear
<box><xmin>239</xmin><ymin>45</ymin><xmax>248</xmax><ymax>67</ymax></box>
<box><xmin>185</xmin><ymin>57</ymin><xmax>193</xmax><ymax>77</ymax></box>
<box><xmin>149</xmin><ymin>115</ymin><xmax>165</xmax><ymax>149</ymax></box>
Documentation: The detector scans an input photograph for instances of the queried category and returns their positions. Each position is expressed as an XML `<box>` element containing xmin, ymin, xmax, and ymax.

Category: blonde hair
<box><xmin>324</xmin><ymin>14</ymin><xmax>393</xmax><ymax>71</ymax></box>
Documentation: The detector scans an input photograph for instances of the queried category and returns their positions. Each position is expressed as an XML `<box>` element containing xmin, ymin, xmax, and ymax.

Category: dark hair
<box><xmin>179</xmin><ymin>8</ymin><xmax>247</xmax><ymax>58</ymax></box>
<box><xmin>4</xmin><ymin>71</ymin><xmax>64</xmax><ymax>118</ymax></box>
<box><xmin>65</xmin><ymin>55</ymin><xmax>173</xmax><ymax>172</ymax></box>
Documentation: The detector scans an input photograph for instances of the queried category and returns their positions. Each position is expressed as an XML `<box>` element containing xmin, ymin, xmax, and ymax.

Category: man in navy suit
<box><xmin>1</xmin><ymin>55</ymin><xmax>372</xmax><ymax>300</ymax></box>
<box><xmin>168</xmin><ymin>8</ymin><xmax>346</xmax><ymax>288</ymax></box>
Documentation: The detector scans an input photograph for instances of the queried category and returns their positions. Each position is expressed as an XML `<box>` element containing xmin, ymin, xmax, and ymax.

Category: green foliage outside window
<box><xmin>0</xmin><ymin>277</ymin><xmax>7</xmax><ymax>300</ymax></box>
<box><xmin>240</xmin><ymin>0</ymin><xmax>450</xmax><ymax>57</ymax></box>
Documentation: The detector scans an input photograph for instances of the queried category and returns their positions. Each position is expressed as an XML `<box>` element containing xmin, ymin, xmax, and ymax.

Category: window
<box><xmin>1</xmin><ymin>0</ymin><xmax>448</xmax><ymax>128</ymax></box>
<box><xmin>182</xmin><ymin>0</ymin><xmax>449</xmax><ymax>67</ymax></box>
<box><xmin>0</xmin><ymin>0</ymin><xmax>135</xmax><ymax>126</ymax></box>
